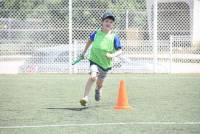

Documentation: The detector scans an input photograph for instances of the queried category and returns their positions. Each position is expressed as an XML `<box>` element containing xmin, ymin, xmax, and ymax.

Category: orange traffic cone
<box><xmin>114</xmin><ymin>80</ymin><xmax>132</xmax><ymax>110</ymax></box>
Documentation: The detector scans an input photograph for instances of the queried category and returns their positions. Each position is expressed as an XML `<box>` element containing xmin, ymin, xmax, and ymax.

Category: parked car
<box><xmin>19</xmin><ymin>45</ymin><xmax>71</xmax><ymax>73</ymax></box>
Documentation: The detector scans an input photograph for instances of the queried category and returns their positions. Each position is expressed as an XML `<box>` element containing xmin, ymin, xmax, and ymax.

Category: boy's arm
<box><xmin>81</xmin><ymin>31</ymin><xmax>96</xmax><ymax>56</ymax></box>
<box><xmin>72</xmin><ymin>40</ymin><xmax>92</xmax><ymax>65</ymax></box>
<box><xmin>106</xmin><ymin>49</ymin><xmax>122</xmax><ymax>59</ymax></box>
<box><xmin>81</xmin><ymin>39</ymin><xmax>92</xmax><ymax>56</ymax></box>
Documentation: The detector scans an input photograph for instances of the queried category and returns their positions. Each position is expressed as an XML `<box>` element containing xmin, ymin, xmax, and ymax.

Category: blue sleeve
<box><xmin>114</xmin><ymin>35</ymin><xmax>122</xmax><ymax>50</ymax></box>
<box><xmin>89</xmin><ymin>31</ymin><xmax>96</xmax><ymax>41</ymax></box>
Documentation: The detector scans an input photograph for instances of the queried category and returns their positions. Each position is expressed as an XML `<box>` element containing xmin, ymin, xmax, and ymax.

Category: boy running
<box><xmin>80</xmin><ymin>12</ymin><xmax>122</xmax><ymax>106</ymax></box>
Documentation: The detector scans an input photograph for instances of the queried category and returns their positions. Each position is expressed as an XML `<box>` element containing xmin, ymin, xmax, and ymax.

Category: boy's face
<box><xmin>102</xmin><ymin>18</ymin><xmax>114</xmax><ymax>31</ymax></box>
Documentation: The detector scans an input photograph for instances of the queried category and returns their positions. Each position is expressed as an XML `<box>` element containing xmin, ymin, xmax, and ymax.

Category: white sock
<box><xmin>83</xmin><ymin>96</ymin><xmax>88</xmax><ymax>101</ymax></box>
<box><xmin>83</xmin><ymin>78</ymin><xmax>95</xmax><ymax>98</ymax></box>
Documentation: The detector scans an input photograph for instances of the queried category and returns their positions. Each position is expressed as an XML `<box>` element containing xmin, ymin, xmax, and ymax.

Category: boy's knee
<box><xmin>97</xmin><ymin>83</ymin><xmax>103</xmax><ymax>89</ymax></box>
<box><xmin>90</xmin><ymin>71</ymin><xmax>97</xmax><ymax>81</ymax></box>
<box><xmin>90</xmin><ymin>76</ymin><xmax>97</xmax><ymax>81</ymax></box>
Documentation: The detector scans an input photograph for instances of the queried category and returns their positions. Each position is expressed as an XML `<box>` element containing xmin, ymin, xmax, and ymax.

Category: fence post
<box><xmin>153</xmin><ymin>0</ymin><xmax>158</xmax><ymax>73</ymax></box>
<box><xmin>69</xmin><ymin>0</ymin><xmax>73</xmax><ymax>73</ymax></box>
<box><xmin>73</xmin><ymin>40</ymin><xmax>78</xmax><ymax>73</ymax></box>
<box><xmin>169</xmin><ymin>35</ymin><xmax>173</xmax><ymax>73</ymax></box>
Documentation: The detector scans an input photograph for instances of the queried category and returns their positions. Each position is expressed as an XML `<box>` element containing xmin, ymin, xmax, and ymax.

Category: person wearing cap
<box><xmin>80</xmin><ymin>12</ymin><xmax>122</xmax><ymax>106</ymax></box>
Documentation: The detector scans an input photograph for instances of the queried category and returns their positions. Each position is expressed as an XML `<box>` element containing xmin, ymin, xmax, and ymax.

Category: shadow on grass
<box><xmin>46</xmin><ymin>103</ymin><xmax>110</xmax><ymax>111</ymax></box>
<box><xmin>46</xmin><ymin>107</ymin><xmax>91</xmax><ymax>111</ymax></box>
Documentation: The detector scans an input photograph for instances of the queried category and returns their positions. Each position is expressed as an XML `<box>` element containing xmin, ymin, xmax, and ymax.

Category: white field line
<box><xmin>0</xmin><ymin>122</ymin><xmax>200</xmax><ymax>129</ymax></box>
<box><xmin>0</xmin><ymin>76</ymin><xmax>200</xmax><ymax>80</ymax></box>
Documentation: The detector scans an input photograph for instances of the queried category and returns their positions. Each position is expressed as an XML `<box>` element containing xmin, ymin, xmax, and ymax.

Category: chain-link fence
<box><xmin>0</xmin><ymin>0</ymin><xmax>199</xmax><ymax>74</ymax></box>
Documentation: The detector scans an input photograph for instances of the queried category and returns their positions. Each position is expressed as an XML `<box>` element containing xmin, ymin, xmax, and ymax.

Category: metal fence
<box><xmin>0</xmin><ymin>0</ymin><xmax>199</xmax><ymax>74</ymax></box>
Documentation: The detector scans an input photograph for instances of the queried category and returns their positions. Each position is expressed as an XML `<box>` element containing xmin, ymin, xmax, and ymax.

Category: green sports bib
<box><xmin>89</xmin><ymin>30</ymin><xmax>116</xmax><ymax>70</ymax></box>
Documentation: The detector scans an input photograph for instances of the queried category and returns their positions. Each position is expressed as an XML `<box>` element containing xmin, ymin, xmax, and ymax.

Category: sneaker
<box><xmin>95</xmin><ymin>89</ymin><xmax>101</xmax><ymax>101</ymax></box>
<box><xmin>80</xmin><ymin>98</ymin><xmax>88</xmax><ymax>106</ymax></box>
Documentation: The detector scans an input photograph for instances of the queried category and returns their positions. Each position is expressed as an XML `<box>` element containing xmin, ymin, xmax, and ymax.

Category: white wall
<box><xmin>192</xmin><ymin>0</ymin><xmax>200</xmax><ymax>45</ymax></box>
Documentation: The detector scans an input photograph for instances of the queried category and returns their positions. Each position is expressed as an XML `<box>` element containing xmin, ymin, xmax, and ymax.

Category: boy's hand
<box><xmin>106</xmin><ymin>50</ymin><xmax>122</xmax><ymax>59</ymax></box>
<box><xmin>106</xmin><ymin>53</ymin><xmax>114</xmax><ymax>59</ymax></box>
<box><xmin>80</xmin><ymin>52</ymin><xmax>86</xmax><ymax>59</ymax></box>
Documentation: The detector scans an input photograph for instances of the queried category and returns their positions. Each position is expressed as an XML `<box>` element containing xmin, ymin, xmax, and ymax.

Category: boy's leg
<box><xmin>83</xmin><ymin>72</ymin><xmax>97</xmax><ymax>98</ymax></box>
<box><xmin>95</xmin><ymin>78</ymin><xmax>104</xmax><ymax>101</ymax></box>
<box><xmin>95</xmin><ymin>68</ymin><xmax>108</xmax><ymax>101</ymax></box>
<box><xmin>80</xmin><ymin>65</ymin><xmax>98</xmax><ymax>106</ymax></box>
